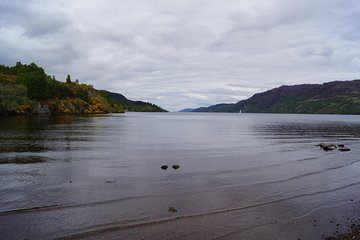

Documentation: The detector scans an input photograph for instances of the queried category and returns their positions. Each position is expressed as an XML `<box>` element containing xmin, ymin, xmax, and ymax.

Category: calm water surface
<box><xmin>0</xmin><ymin>112</ymin><xmax>360</xmax><ymax>240</ymax></box>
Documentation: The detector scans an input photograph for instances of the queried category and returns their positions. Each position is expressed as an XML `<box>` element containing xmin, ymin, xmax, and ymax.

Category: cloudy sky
<box><xmin>0</xmin><ymin>0</ymin><xmax>360</xmax><ymax>111</ymax></box>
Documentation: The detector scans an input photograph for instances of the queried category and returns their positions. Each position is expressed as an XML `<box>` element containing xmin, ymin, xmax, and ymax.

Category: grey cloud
<box><xmin>1</xmin><ymin>0</ymin><xmax>360</xmax><ymax>111</ymax></box>
<box><xmin>300</xmin><ymin>46</ymin><xmax>333</xmax><ymax>59</ymax></box>
<box><xmin>0</xmin><ymin>1</ymin><xmax>71</xmax><ymax>37</ymax></box>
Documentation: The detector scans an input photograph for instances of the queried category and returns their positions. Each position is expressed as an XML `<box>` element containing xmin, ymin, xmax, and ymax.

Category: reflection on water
<box><xmin>0</xmin><ymin>156</ymin><xmax>47</xmax><ymax>164</ymax></box>
<box><xmin>255</xmin><ymin>122</ymin><xmax>360</xmax><ymax>139</ymax></box>
<box><xmin>0</xmin><ymin>113</ymin><xmax>360</xmax><ymax>240</ymax></box>
<box><xmin>0</xmin><ymin>115</ymin><xmax>99</xmax><ymax>164</ymax></box>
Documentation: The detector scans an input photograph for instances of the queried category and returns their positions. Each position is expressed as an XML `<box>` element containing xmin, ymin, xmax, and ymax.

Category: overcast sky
<box><xmin>1</xmin><ymin>0</ymin><xmax>360</xmax><ymax>111</ymax></box>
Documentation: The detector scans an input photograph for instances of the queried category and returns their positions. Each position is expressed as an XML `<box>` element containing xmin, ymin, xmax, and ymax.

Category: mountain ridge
<box><xmin>192</xmin><ymin>80</ymin><xmax>360</xmax><ymax>114</ymax></box>
<box><xmin>179</xmin><ymin>108</ymin><xmax>195</xmax><ymax>112</ymax></box>
<box><xmin>99</xmin><ymin>90</ymin><xmax>166</xmax><ymax>112</ymax></box>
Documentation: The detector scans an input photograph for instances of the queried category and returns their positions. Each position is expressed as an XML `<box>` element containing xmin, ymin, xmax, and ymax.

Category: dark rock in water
<box><xmin>106</xmin><ymin>180</ymin><xmax>116</xmax><ymax>183</ymax></box>
<box><xmin>318</xmin><ymin>143</ymin><xmax>337</xmax><ymax>151</ymax></box>
<box><xmin>323</xmin><ymin>145</ymin><xmax>337</xmax><ymax>151</ymax></box>
<box><xmin>168</xmin><ymin>206</ymin><xmax>178</xmax><ymax>212</ymax></box>
<box><xmin>161</xmin><ymin>165</ymin><xmax>168</xmax><ymax>170</ymax></box>
<box><xmin>339</xmin><ymin>147</ymin><xmax>351</xmax><ymax>152</ymax></box>
<box><xmin>172</xmin><ymin>164</ymin><xmax>180</xmax><ymax>170</ymax></box>
<box><xmin>317</xmin><ymin>143</ymin><xmax>337</xmax><ymax>151</ymax></box>
<box><xmin>338</xmin><ymin>144</ymin><xmax>345</xmax><ymax>147</ymax></box>
<box><xmin>323</xmin><ymin>146</ymin><xmax>335</xmax><ymax>151</ymax></box>
<box><xmin>317</xmin><ymin>143</ymin><xmax>326</xmax><ymax>148</ymax></box>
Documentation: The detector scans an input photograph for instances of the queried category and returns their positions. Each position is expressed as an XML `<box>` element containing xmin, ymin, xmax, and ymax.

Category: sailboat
<box><xmin>239</xmin><ymin>109</ymin><xmax>242</xmax><ymax>114</ymax></box>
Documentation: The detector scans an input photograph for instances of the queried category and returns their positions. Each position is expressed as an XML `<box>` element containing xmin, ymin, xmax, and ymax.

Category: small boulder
<box><xmin>338</xmin><ymin>144</ymin><xmax>345</xmax><ymax>148</ymax></box>
<box><xmin>323</xmin><ymin>144</ymin><xmax>337</xmax><ymax>151</ymax></box>
<box><xmin>161</xmin><ymin>165</ymin><xmax>168</xmax><ymax>170</ymax></box>
<box><xmin>172</xmin><ymin>164</ymin><xmax>180</xmax><ymax>170</ymax></box>
<box><xmin>323</xmin><ymin>147</ymin><xmax>334</xmax><ymax>151</ymax></box>
<box><xmin>339</xmin><ymin>147</ymin><xmax>350</xmax><ymax>152</ymax></box>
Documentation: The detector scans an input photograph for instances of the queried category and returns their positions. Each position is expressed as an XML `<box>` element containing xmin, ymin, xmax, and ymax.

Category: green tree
<box><xmin>66</xmin><ymin>74</ymin><xmax>71</xmax><ymax>83</ymax></box>
<box><xmin>0</xmin><ymin>83</ymin><xmax>29</xmax><ymax>112</ymax></box>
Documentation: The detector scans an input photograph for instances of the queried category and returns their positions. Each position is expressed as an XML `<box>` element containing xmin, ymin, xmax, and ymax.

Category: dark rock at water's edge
<box><xmin>317</xmin><ymin>143</ymin><xmax>351</xmax><ymax>152</ymax></box>
<box><xmin>318</xmin><ymin>143</ymin><xmax>337</xmax><ymax>151</ymax></box>
<box><xmin>323</xmin><ymin>145</ymin><xmax>337</xmax><ymax>151</ymax></box>
<box><xmin>172</xmin><ymin>164</ymin><xmax>180</xmax><ymax>170</ymax></box>
<box><xmin>161</xmin><ymin>164</ymin><xmax>180</xmax><ymax>170</ymax></box>
<box><xmin>317</xmin><ymin>143</ymin><xmax>326</xmax><ymax>148</ymax></box>
<box><xmin>339</xmin><ymin>147</ymin><xmax>351</xmax><ymax>152</ymax></box>
<box><xmin>190</xmin><ymin>79</ymin><xmax>360</xmax><ymax>114</ymax></box>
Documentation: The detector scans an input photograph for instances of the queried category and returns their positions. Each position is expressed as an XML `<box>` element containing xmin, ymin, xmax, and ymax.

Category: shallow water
<box><xmin>0</xmin><ymin>112</ymin><xmax>360</xmax><ymax>240</ymax></box>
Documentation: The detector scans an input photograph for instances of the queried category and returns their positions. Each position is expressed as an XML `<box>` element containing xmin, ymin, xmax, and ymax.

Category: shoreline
<box><xmin>325</xmin><ymin>224</ymin><xmax>360</xmax><ymax>239</ymax></box>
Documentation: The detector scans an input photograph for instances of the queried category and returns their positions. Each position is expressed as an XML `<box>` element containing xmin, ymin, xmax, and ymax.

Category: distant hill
<box><xmin>99</xmin><ymin>90</ymin><xmax>166</xmax><ymax>112</ymax></box>
<box><xmin>192</xmin><ymin>80</ymin><xmax>360</xmax><ymax>114</ymax></box>
<box><xmin>0</xmin><ymin>62</ymin><xmax>166</xmax><ymax>115</ymax></box>
<box><xmin>179</xmin><ymin>108</ymin><xmax>194</xmax><ymax>112</ymax></box>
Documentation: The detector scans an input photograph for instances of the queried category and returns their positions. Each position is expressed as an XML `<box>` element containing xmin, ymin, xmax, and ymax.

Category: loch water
<box><xmin>0</xmin><ymin>112</ymin><xmax>360</xmax><ymax>240</ymax></box>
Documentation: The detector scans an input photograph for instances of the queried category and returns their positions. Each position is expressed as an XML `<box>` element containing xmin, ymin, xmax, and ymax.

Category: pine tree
<box><xmin>66</xmin><ymin>74</ymin><xmax>71</xmax><ymax>83</ymax></box>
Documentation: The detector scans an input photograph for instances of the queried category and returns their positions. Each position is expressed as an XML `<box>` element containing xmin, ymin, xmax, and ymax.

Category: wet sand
<box><xmin>49</xmin><ymin>198</ymin><xmax>360</xmax><ymax>240</ymax></box>
<box><xmin>14</xmin><ymin>195</ymin><xmax>350</xmax><ymax>240</ymax></box>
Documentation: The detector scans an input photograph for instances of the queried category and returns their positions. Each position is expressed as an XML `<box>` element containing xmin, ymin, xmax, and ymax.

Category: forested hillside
<box><xmin>99</xmin><ymin>90</ymin><xmax>166</xmax><ymax>112</ymax></box>
<box><xmin>0</xmin><ymin>62</ymin><xmax>166</xmax><ymax>115</ymax></box>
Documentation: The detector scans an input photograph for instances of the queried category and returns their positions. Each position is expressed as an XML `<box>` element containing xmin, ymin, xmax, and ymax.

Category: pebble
<box><xmin>168</xmin><ymin>206</ymin><xmax>178</xmax><ymax>213</ymax></box>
